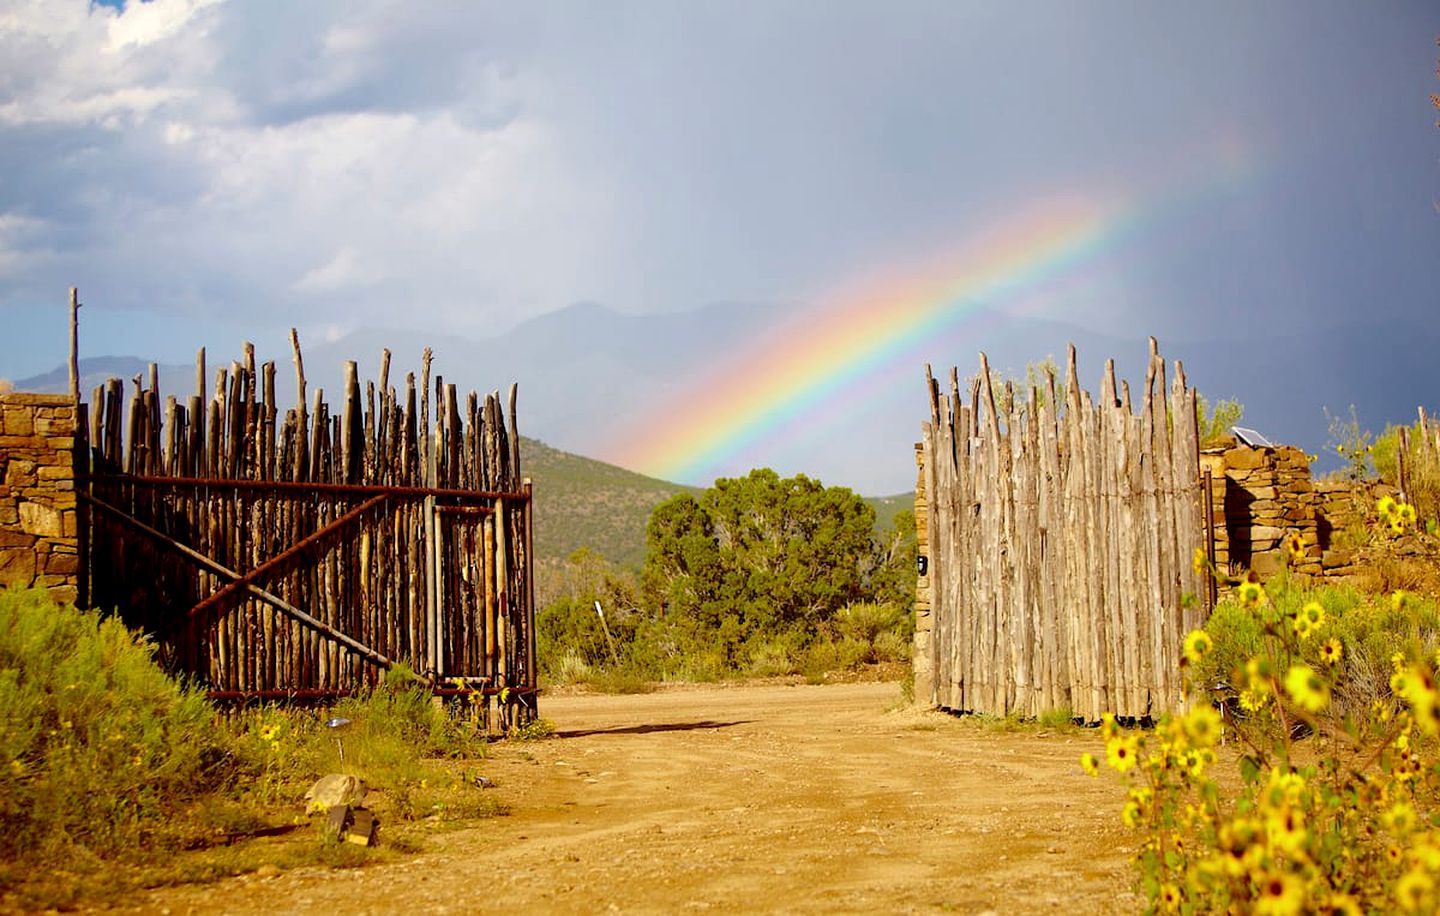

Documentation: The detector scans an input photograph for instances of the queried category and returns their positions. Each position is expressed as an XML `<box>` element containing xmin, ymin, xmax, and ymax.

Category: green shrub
<box><xmin>1193</xmin><ymin>580</ymin><xmax>1440</xmax><ymax>720</ymax></box>
<box><xmin>745</xmin><ymin>639</ymin><xmax>798</xmax><ymax>678</ymax></box>
<box><xmin>801</xmin><ymin>636</ymin><xmax>869</xmax><ymax>681</ymax></box>
<box><xmin>0</xmin><ymin>588</ymin><xmax>228</xmax><ymax>861</ymax></box>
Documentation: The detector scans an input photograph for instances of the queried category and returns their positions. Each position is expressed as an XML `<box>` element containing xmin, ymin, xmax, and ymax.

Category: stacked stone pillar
<box><xmin>1201</xmin><ymin>440</ymin><xmax>1321</xmax><ymax>579</ymax></box>
<box><xmin>0</xmin><ymin>393</ymin><xmax>79</xmax><ymax>603</ymax></box>
<box><xmin>912</xmin><ymin>442</ymin><xmax>933</xmax><ymax>705</ymax></box>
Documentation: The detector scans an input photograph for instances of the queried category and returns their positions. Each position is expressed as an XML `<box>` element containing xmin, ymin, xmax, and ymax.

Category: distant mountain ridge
<box><xmin>16</xmin><ymin>300</ymin><xmax>1440</xmax><ymax>492</ymax></box>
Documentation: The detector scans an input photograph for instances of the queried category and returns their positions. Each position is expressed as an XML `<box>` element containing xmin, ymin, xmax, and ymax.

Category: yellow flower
<box><xmin>1299</xmin><ymin>601</ymin><xmax>1325</xmax><ymax>631</ymax></box>
<box><xmin>1379</xmin><ymin>495</ymin><xmax>1398</xmax><ymax>519</ymax></box>
<box><xmin>1240</xmin><ymin>689</ymin><xmax>1270</xmax><ymax>712</ymax></box>
<box><xmin>259</xmin><ymin>724</ymin><xmax>280</xmax><ymax>742</ymax></box>
<box><xmin>1254</xmin><ymin>870</ymin><xmax>1305</xmax><ymax>916</ymax></box>
<box><xmin>1292</xmin><ymin>615</ymin><xmax>1314</xmax><ymax>640</ymax></box>
<box><xmin>1183</xmin><ymin>705</ymin><xmax>1223</xmax><ymax>748</ymax></box>
<box><xmin>1284</xmin><ymin>532</ymin><xmax>1306</xmax><ymax>561</ymax></box>
<box><xmin>1393</xmin><ymin>590</ymin><xmax>1411</xmax><ymax>612</ymax></box>
<box><xmin>1264</xmin><ymin>768</ymin><xmax>1307</xmax><ymax>807</ymax></box>
<box><xmin>1384</xmin><ymin>800</ymin><xmax>1418</xmax><ymax>835</ymax></box>
<box><xmin>1397</xmin><ymin>868</ymin><xmax>1435</xmax><ymax>914</ymax></box>
<box><xmin>1079</xmin><ymin>752</ymin><xmax>1099</xmax><ymax>777</ymax></box>
<box><xmin>1238</xmin><ymin>579</ymin><xmax>1266</xmax><ymax>608</ymax></box>
<box><xmin>1326</xmin><ymin>893</ymin><xmax>1363</xmax><ymax>916</ymax></box>
<box><xmin>1121</xmin><ymin>800</ymin><xmax>1144</xmax><ymax>829</ymax></box>
<box><xmin>1266</xmin><ymin>807</ymin><xmax>1308</xmax><ymax>855</ymax></box>
<box><xmin>1412</xmin><ymin>837</ymin><xmax>1440</xmax><ymax>871</ymax></box>
<box><xmin>1192</xmin><ymin>546</ymin><xmax>1209</xmax><ymax>576</ymax></box>
<box><xmin>1183</xmin><ymin>629</ymin><xmax>1212</xmax><ymax>664</ymax></box>
<box><xmin>1398</xmin><ymin>665</ymin><xmax>1440</xmax><ymax>736</ymax></box>
<box><xmin>1100</xmin><ymin>711</ymin><xmax>1119</xmax><ymax>741</ymax></box>
<box><xmin>1106</xmin><ymin>734</ymin><xmax>1140</xmax><ymax>773</ymax></box>
<box><xmin>1246</xmin><ymin>657</ymin><xmax>1272</xmax><ymax>687</ymax></box>
<box><xmin>1319</xmin><ymin>638</ymin><xmax>1343</xmax><ymax>666</ymax></box>
<box><xmin>1284</xmin><ymin>665</ymin><xmax>1330</xmax><ymax>713</ymax></box>
<box><xmin>1158</xmin><ymin>883</ymin><xmax>1182</xmax><ymax>911</ymax></box>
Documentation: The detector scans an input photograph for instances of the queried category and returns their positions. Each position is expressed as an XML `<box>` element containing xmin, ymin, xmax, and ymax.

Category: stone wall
<box><xmin>0</xmin><ymin>393</ymin><xmax>79</xmax><ymax>602</ymax></box>
<box><xmin>1200</xmin><ymin>438</ymin><xmax>1385</xmax><ymax>581</ymax></box>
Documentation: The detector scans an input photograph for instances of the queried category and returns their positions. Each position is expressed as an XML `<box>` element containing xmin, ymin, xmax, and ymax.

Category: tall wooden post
<box><xmin>68</xmin><ymin>288</ymin><xmax>80</xmax><ymax>403</ymax></box>
<box><xmin>70</xmin><ymin>288</ymin><xmax>88</xmax><ymax>607</ymax></box>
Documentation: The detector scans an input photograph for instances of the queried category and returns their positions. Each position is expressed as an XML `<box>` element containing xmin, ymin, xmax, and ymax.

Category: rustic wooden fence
<box><xmin>77</xmin><ymin>336</ymin><xmax>535</xmax><ymax>726</ymax></box>
<box><xmin>920</xmin><ymin>340</ymin><xmax>1206</xmax><ymax>721</ymax></box>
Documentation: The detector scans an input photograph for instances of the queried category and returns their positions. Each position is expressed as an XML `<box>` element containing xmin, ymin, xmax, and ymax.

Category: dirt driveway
<box><xmin>138</xmin><ymin>681</ymin><xmax>1140</xmax><ymax>914</ymax></box>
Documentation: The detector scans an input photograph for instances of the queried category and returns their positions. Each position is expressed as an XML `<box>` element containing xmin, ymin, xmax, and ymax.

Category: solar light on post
<box><xmin>325</xmin><ymin>716</ymin><xmax>352</xmax><ymax>766</ymax></box>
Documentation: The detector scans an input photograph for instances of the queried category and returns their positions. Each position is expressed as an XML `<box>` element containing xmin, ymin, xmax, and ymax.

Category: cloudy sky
<box><xmin>0</xmin><ymin>1</ymin><xmax>1437</xmax><ymax>489</ymax></box>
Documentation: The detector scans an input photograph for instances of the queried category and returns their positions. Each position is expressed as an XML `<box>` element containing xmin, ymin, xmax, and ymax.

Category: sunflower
<box><xmin>1396</xmin><ymin>869</ymin><xmax>1435</xmax><ymax>915</ymax></box>
<box><xmin>1183</xmin><ymin>705</ymin><xmax>1223</xmax><ymax>748</ymax></box>
<box><xmin>1284</xmin><ymin>532</ymin><xmax>1306</xmax><ymax>562</ymax></box>
<box><xmin>1266</xmin><ymin>806</ymin><xmax>1308</xmax><ymax>855</ymax></box>
<box><xmin>1192</xmin><ymin>546</ymin><xmax>1210</xmax><ymax>576</ymax></box>
<box><xmin>1319</xmin><ymin>638</ymin><xmax>1343</xmax><ymax>666</ymax></box>
<box><xmin>1383</xmin><ymin>800</ymin><xmax>1417</xmax><ymax>835</ymax></box>
<box><xmin>1292</xmin><ymin>602</ymin><xmax>1325</xmax><ymax>640</ymax></box>
<box><xmin>1284</xmin><ymin>664</ymin><xmax>1330</xmax><ymax>713</ymax></box>
<box><xmin>1238</xmin><ymin>579</ymin><xmax>1266</xmax><ymax>608</ymax></box>
<box><xmin>1325</xmin><ymin>893</ymin><xmax>1363</xmax><ymax>916</ymax></box>
<box><xmin>1121</xmin><ymin>799</ymin><xmax>1144</xmax><ymax>828</ymax></box>
<box><xmin>1253</xmin><ymin>870</ymin><xmax>1305</xmax><ymax>916</ymax></box>
<box><xmin>1106</xmin><ymin>734</ymin><xmax>1141</xmax><ymax>773</ymax></box>
<box><xmin>1079</xmin><ymin>752</ymin><xmax>1099</xmax><ymax>777</ymax></box>
<box><xmin>1183</xmin><ymin>629</ymin><xmax>1212</xmax><ymax>664</ymax></box>
<box><xmin>1157</xmin><ymin>883</ymin><xmax>1182</xmax><ymax>912</ymax></box>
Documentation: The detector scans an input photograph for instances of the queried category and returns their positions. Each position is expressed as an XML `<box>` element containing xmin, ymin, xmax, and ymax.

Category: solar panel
<box><xmin>1231</xmin><ymin>426</ymin><xmax>1273</xmax><ymax>448</ymax></box>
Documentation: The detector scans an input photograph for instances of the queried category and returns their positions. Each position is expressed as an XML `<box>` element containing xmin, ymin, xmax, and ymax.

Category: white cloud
<box><xmin>104</xmin><ymin>0</ymin><xmax>220</xmax><ymax>52</ymax></box>
<box><xmin>0</xmin><ymin>212</ymin><xmax>52</xmax><ymax>277</ymax></box>
<box><xmin>295</xmin><ymin>246</ymin><xmax>376</xmax><ymax>292</ymax></box>
<box><xmin>0</xmin><ymin>0</ymin><xmax>223</xmax><ymax>127</ymax></box>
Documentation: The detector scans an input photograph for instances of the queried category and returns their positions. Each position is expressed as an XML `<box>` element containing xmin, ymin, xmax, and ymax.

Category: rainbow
<box><xmin>604</xmin><ymin>154</ymin><xmax>1259</xmax><ymax>486</ymax></box>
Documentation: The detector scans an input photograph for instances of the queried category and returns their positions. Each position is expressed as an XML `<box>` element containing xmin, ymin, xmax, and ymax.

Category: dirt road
<box><xmin>139</xmin><ymin>682</ymin><xmax>1139</xmax><ymax>914</ymax></box>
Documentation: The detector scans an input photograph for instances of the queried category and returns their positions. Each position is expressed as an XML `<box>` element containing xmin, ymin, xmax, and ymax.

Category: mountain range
<box><xmin>15</xmin><ymin>300</ymin><xmax>1440</xmax><ymax>497</ymax></box>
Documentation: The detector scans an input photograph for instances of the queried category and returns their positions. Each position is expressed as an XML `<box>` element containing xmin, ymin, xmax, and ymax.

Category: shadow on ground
<box><xmin>553</xmin><ymin>720</ymin><xmax>750</xmax><ymax>739</ymax></box>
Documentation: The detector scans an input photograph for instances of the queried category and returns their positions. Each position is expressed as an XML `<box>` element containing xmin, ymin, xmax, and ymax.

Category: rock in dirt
<box><xmin>305</xmin><ymin>774</ymin><xmax>368</xmax><ymax>813</ymax></box>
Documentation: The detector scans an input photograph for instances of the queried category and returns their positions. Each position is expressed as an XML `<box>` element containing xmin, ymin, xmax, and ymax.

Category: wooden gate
<box><xmin>918</xmin><ymin>341</ymin><xmax>1206</xmax><ymax>722</ymax></box>
<box><xmin>77</xmin><ymin>341</ymin><xmax>536</xmax><ymax>726</ymax></box>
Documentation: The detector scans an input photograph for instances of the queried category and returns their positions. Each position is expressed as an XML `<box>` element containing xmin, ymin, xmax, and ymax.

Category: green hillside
<box><xmin>520</xmin><ymin>437</ymin><xmax>916</xmax><ymax>570</ymax></box>
<box><xmin>864</xmin><ymin>492</ymin><xmax>915</xmax><ymax>534</ymax></box>
<box><xmin>520</xmin><ymin>438</ymin><xmax>702</xmax><ymax>569</ymax></box>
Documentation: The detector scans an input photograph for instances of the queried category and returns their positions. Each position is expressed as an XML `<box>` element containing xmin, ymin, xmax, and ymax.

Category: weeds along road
<box><xmin>141</xmin><ymin>682</ymin><xmax>1138</xmax><ymax>915</ymax></box>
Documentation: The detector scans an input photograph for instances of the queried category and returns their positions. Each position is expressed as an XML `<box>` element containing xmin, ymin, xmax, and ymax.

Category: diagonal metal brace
<box><xmin>79</xmin><ymin>491</ymin><xmax>396</xmax><ymax>670</ymax></box>
<box><xmin>186</xmin><ymin>493</ymin><xmax>390</xmax><ymax>621</ymax></box>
